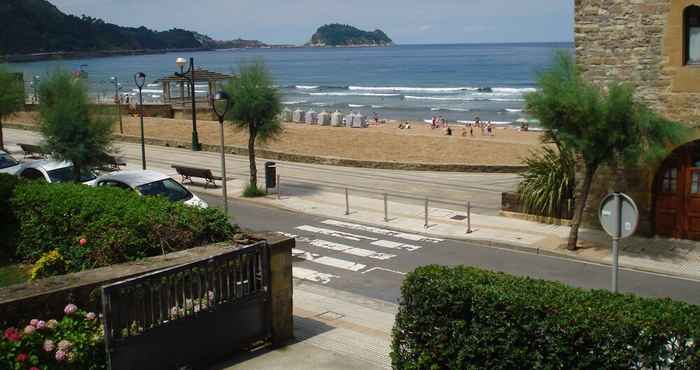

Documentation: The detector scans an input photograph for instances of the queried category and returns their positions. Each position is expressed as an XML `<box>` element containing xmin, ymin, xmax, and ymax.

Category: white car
<box><xmin>16</xmin><ymin>159</ymin><xmax>97</xmax><ymax>185</ymax></box>
<box><xmin>94</xmin><ymin>170</ymin><xmax>208</xmax><ymax>208</ymax></box>
<box><xmin>0</xmin><ymin>150</ymin><xmax>22</xmax><ymax>175</ymax></box>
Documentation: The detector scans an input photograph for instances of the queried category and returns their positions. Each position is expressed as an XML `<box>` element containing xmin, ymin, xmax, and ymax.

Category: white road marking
<box><xmin>296</xmin><ymin>225</ymin><xmax>378</xmax><ymax>242</ymax></box>
<box><xmin>361</xmin><ymin>267</ymin><xmax>407</xmax><ymax>275</ymax></box>
<box><xmin>371</xmin><ymin>240</ymin><xmax>422</xmax><ymax>252</ymax></box>
<box><xmin>321</xmin><ymin>220</ymin><xmax>443</xmax><ymax>243</ymax></box>
<box><xmin>292</xmin><ymin>248</ymin><xmax>367</xmax><ymax>272</ymax></box>
<box><xmin>293</xmin><ymin>267</ymin><xmax>339</xmax><ymax>284</ymax></box>
<box><xmin>309</xmin><ymin>239</ymin><xmax>396</xmax><ymax>260</ymax></box>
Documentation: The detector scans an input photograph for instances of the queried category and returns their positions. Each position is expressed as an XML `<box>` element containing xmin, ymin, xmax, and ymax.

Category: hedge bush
<box><xmin>391</xmin><ymin>266</ymin><xmax>700</xmax><ymax>370</ymax></box>
<box><xmin>11</xmin><ymin>181</ymin><xmax>236</xmax><ymax>272</ymax></box>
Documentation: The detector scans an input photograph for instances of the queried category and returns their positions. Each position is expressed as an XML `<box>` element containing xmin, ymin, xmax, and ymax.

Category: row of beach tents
<box><xmin>281</xmin><ymin>108</ymin><xmax>369</xmax><ymax>128</ymax></box>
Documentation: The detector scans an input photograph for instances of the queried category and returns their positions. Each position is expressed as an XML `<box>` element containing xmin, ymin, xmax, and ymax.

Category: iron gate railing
<box><xmin>101</xmin><ymin>241</ymin><xmax>270</xmax><ymax>370</ymax></box>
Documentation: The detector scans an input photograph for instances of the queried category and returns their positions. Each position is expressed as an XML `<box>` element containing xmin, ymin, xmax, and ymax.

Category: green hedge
<box><xmin>391</xmin><ymin>266</ymin><xmax>700</xmax><ymax>370</ymax></box>
<box><xmin>11</xmin><ymin>181</ymin><xmax>235</xmax><ymax>272</ymax></box>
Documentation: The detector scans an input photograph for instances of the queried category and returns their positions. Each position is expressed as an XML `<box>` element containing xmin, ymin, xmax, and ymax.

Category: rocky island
<box><xmin>308</xmin><ymin>24</ymin><xmax>393</xmax><ymax>47</ymax></box>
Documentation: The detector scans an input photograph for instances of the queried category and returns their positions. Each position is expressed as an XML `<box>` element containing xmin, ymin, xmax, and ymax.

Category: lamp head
<box><xmin>134</xmin><ymin>72</ymin><xmax>146</xmax><ymax>89</ymax></box>
<box><xmin>176</xmin><ymin>57</ymin><xmax>187</xmax><ymax>69</ymax></box>
<box><xmin>212</xmin><ymin>91</ymin><xmax>231</xmax><ymax>118</ymax></box>
<box><xmin>110</xmin><ymin>76</ymin><xmax>117</xmax><ymax>83</ymax></box>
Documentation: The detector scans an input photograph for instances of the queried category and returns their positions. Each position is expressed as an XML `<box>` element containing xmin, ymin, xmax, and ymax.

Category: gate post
<box><xmin>266</xmin><ymin>233</ymin><xmax>294</xmax><ymax>346</ymax></box>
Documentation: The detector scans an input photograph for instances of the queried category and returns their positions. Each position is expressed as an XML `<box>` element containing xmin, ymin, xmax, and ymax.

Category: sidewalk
<box><xmin>211</xmin><ymin>281</ymin><xmax>395</xmax><ymax>370</ymax></box>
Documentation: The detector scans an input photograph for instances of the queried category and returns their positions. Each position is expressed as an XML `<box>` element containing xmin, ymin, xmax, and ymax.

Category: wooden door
<box><xmin>684</xmin><ymin>168</ymin><xmax>700</xmax><ymax>240</ymax></box>
<box><xmin>655</xmin><ymin>165</ymin><xmax>683</xmax><ymax>238</ymax></box>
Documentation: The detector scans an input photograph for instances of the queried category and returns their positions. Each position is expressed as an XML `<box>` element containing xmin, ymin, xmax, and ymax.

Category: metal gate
<box><xmin>101</xmin><ymin>242</ymin><xmax>270</xmax><ymax>370</ymax></box>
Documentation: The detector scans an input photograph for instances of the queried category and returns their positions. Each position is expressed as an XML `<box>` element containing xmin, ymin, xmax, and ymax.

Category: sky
<box><xmin>49</xmin><ymin>0</ymin><xmax>574</xmax><ymax>45</ymax></box>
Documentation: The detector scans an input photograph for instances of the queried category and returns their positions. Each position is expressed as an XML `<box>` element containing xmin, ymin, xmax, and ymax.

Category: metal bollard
<box><xmin>277</xmin><ymin>174</ymin><xmax>281</xmax><ymax>200</ymax></box>
<box><xmin>345</xmin><ymin>188</ymin><xmax>350</xmax><ymax>215</ymax></box>
<box><xmin>384</xmin><ymin>193</ymin><xmax>388</xmax><ymax>222</ymax></box>
<box><xmin>466</xmin><ymin>201</ymin><xmax>472</xmax><ymax>234</ymax></box>
<box><xmin>424</xmin><ymin>198</ymin><xmax>429</xmax><ymax>228</ymax></box>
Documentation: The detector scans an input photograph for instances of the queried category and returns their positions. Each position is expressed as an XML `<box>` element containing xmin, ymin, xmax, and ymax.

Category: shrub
<box><xmin>391</xmin><ymin>266</ymin><xmax>700</xmax><ymax>370</ymax></box>
<box><xmin>518</xmin><ymin>145</ymin><xmax>575</xmax><ymax>219</ymax></box>
<box><xmin>30</xmin><ymin>250</ymin><xmax>67</xmax><ymax>281</ymax></box>
<box><xmin>0</xmin><ymin>304</ymin><xmax>105</xmax><ymax>370</ymax></box>
<box><xmin>11</xmin><ymin>181</ymin><xmax>236</xmax><ymax>273</ymax></box>
<box><xmin>242</xmin><ymin>183</ymin><xmax>266</xmax><ymax>198</ymax></box>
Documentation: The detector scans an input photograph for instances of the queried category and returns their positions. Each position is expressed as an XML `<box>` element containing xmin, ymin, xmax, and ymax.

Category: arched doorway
<box><xmin>654</xmin><ymin>140</ymin><xmax>700</xmax><ymax>240</ymax></box>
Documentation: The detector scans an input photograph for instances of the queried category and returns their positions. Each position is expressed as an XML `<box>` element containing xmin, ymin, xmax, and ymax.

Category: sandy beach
<box><xmin>7</xmin><ymin>112</ymin><xmax>544</xmax><ymax>166</ymax></box>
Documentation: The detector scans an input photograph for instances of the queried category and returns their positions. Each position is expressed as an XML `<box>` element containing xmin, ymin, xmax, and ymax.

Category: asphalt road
<box><xmin>197</xmin><ymin>193</ymin><xmax>700</xmax><ymax>306</ymax></box>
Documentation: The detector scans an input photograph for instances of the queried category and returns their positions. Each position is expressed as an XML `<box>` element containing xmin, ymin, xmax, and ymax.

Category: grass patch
<box><xmin>0</xmin><ymin>263</ymin><xmax>31</xmax><ymax>288</ymax></box>
<box><xmin>242</xmin><ymin>183</ymin><xmax>267</xmax><ymax>198</ymax></box>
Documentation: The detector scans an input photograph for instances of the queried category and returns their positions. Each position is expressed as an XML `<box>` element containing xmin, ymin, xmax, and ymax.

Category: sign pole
<box><xmin>598</xmin><ymin>192</ymin><xmax>639</xmax><ymax>295</ymax></box>
<box><xmin>612</xmin><ymin>193</ymin><xmax>621</xmax><ymax>293</ymax></box>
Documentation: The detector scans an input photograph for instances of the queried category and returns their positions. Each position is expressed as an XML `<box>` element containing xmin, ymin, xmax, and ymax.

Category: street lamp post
<box><xmin>110</xmin><ymin>76</ymin><xmax>124</xmax><ymax>134</ymax></box>
<box><xmin>134</xmin><ymin>72</ymin><xmax>147</xmax><ymax>170</ymax></box>
<box><xmin>175</xmin><ymin>57</ymin><xmax>201</xmax><ymax>151</ymax></box>
<box><xmin>212</xmin><ymin>91</ymin><xmax>231</xmax><ymax>217</ymax></box>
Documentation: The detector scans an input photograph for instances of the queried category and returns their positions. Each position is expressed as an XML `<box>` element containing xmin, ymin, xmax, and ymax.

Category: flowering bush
<box><xmin>30</xmin><ymin>250</ymin><xmax>68</xmax><ymax>281</ymax></box>
<box><xmin>0</xmin><ymin>304</ymin><xmax>105</xmax><ymax>370</ymax></box>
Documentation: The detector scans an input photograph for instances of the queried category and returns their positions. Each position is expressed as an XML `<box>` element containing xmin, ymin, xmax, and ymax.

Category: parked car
<box><xmin>16</xmin><ymin>159</ymin><xmax>97</xmax><ymax>185</ymax></box>
<box><xmin>0</xmin><ymin>150</ymin><xmax>22</xmax><ymax>175</ymax></box>
<box><xmin>94</xmin><ymin>170</ymin><xmax>208</xmax><ymax>208</ymax></box>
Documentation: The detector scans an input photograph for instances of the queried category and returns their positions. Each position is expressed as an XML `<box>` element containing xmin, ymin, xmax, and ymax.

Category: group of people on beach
<box><xmin>463</xmin><ymin>117</ymin><xmax>495</xmax><ymax>137</ymax></box>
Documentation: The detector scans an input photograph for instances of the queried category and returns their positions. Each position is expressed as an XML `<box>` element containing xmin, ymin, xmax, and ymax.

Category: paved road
<box><xmin>199</xmin><ymin>193</ymin><xmax>700</xmax><ymax>306</ymax></box>
<box><xmin>4</xmin><ymin>128</ymin><xmax>516</xmax><ymax>214</ymax></box>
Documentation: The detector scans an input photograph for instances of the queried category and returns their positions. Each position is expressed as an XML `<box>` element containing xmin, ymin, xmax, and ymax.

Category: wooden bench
<box><xmin>171</xmin><ymin>165</ymin><xmax>223</xmax><ymax>188</ymax></box>
<box><xmin>18</xmin><ymin>143</ymin><xmax>47</xmax><ymax>158</ymax></box>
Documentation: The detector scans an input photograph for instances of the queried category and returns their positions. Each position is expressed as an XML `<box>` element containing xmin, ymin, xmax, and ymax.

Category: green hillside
<box><xmin>309</xmin><ymin>24</ymin><xmax>393</xmax><ymax>46</ymax></box>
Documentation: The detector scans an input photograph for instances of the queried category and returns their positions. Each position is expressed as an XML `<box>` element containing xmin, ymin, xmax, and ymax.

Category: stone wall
<box><xmin>575</xmin><ymin>0</ymin><xmax>700</xmax><ymax>234</ymax></box>
<box><xmin>24</xmin><ymin>103</ymin><xmax>174</xmax><ymax>118</ymax></box>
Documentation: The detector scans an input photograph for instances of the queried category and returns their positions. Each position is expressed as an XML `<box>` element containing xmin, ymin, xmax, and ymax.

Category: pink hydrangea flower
<box><xmin>16</xmin><ymin>353</ymin><xmax>28</xmax><ymax>362</ymax></box>
<box><xmin>30</xmin><ymin>319</ymin><xmax>39</xmax><ymax>326</ymax></box>
<box><xmin>57</xmin><ymin>339</ymin><xmax>72</xmax><ymax>352</ymax></box>
<box><xmin>85</xmin><ymin>312</ymin><xmax>96</xmax><ymax>321</ymax></box>
<box><xmin>55</xmin><ymin>350</ymin><xmax>67</xmax><ymax>362</ymax></box>
<box><xmin>36</xmin><ymin>320</ymin><xmax>46</xmax><ymax>330</ymax></box>
<box><xmin>23</xmin><ymin>325</ymin><xmax>35</xmax><ymax>335</ymax></box>
<box><xmin>44</xmin><ymin>339</ymin><xmax>56</xmax><ymax>352</ymax></box>
<box><xmin>46</xmin><ymin>319</ymin><xmax>59</xmax><ymax>329</ymax></box>
<box><xmin>30</xmin><ymin>367</ymin><xmax>40</xmax><ymax>370</ymax></box>
<box><xmin>3</xmin><ymin>327</ymin><xmax>21</xmax><ymax>342</ymax></box>
<box><xmin>64</xmin><ymin>304</ymin><xmax>78</xmax><ymax>315</ymax></box>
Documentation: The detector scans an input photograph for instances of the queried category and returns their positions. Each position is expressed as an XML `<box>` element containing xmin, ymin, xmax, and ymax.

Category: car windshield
<box><xmin>136</xmin><ymin>178</ymin><xmax>192</xmax><ymax>202</ymax></box>
<box><xmin>0</xmin><ymin>153</ymin><xmax>19</xmax><ymax>169</ymax></box>
<box><xmin>47</xmin><ymin>166</ymin><xmax>97</xmax><ymax>183</ymax></box>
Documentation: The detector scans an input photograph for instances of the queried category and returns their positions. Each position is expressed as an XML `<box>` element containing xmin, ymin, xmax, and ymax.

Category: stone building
<box><xmin>575</xmin><ymin>0</ymin><xmax>700</xmax><ymax>239</ymax></box>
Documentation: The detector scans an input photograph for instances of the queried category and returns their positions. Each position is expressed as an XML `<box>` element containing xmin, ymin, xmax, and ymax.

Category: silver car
<box><xmin>95</xmin><ymin>170</ymin><xmax>208</xmax><ymax>208</ymax></box>
<box><xmin>16</xmin><ymin>159</ymin><xmax>97</xmax><ymax>185</ymax></box>
<box><xmin>0</xmin><ymin>150</ymin><xmax>22</xmax><ymax>175</ymax></box>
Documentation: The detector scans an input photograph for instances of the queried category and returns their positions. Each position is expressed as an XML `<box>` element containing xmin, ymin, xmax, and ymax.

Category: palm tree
<box><xmin>224</xmin><ymin>61</ymin><xmax>282</xmax><ymax>193</ymax></box>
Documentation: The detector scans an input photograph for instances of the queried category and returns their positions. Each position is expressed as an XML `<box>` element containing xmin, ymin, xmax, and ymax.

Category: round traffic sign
<box><xmin>598</xmin><ymin>193</ymin><xmax>639</xmax><ymax>239</ymax></box>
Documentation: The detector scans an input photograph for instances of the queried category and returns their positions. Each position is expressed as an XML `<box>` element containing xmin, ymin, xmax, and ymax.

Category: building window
<box><xmin>662</xmin><ymin>168</ymin><xmax>678</xmax><ymax>193</ymax></box>
<box><xmin>685</xmin><ymin>6</ymin><xmax>700</xmax><ymax>65</ymax></box>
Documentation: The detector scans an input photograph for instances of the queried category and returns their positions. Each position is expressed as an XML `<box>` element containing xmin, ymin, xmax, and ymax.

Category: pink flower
<box><xmin>55</xmin><ymin>350</ymin><xmax>67</xmax><ymax>362</ymax></box>
<box><xmin>44</xmin><ymin>339</ymin><xmax>56</xmax><ymax>352</ymax></box>
<box><xmin>57</xmin><ymin>339</ymin><xmax>72</xmax><ymax>351</ymax></box>
<box><xmin>23</xmin><ymin>325</ymin><xmax>36</xmax><ymax>335</ymax></box>
<box><xmin>30</xmin><ymin>367</ymin><xmax>40</xmax><ymax>370</ymax></box>
<box><xmin>16</xmin><ymin>353</ymin><xmax>28</xmax><ymax>362</ymax></box>
<box><xmin>36</xmin><ymin>320</ymin><xmax>46</xmax><ymax>330</ymax></box>
<box><xmin>46</xmin><ymin>319</ymin><xmax>59</xmax><ymax>329</ymax></box>
<box><xmin>3</xmin><ymin>327</ymin><xmax>21</xmax><ymax>342</ymax></box>
<box><xmin>64</xmin><ymin>304</ymin><xmax>78</xmax><ymax>315</ymax></box>
<box><xmin>79</xmin><ymin>238</ymin><xmax>87</xmax><ymax>246</ymax></box>
<box><xmin>30</xmin><ymin>319</ymin><xmax>39</xmax><ymax>326</ymax></box>
<box><xmin>85</xmin><ymin>312</ymin><xmax>96</xmax><ymax>321</ymax></box>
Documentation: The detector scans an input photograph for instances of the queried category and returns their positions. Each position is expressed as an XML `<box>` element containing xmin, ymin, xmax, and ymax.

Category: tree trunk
<box><xmin>0</xmin><ymin>117</ymin><xmax>4</xmax><ymax>152</ymax></box>
<box><xmin>73</xmin><ymin>163</ymin><xmax>82</xmax><ymax>184</ymax></box>
<box><xmin>248</xmin><ymin>125</ymin><xmax>257</xmax><ymax>189</ymax></box>
<box><xmin>567</xmin><ymin>163</ymin><xmax>597</xmax><ymax>250</ymax></box>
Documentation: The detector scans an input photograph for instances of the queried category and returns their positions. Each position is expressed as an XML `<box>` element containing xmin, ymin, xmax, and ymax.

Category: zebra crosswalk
<box><xmin>280</xmin><ymin>219</ymin><xmax>444</xmax><ymax>285</ymax></box>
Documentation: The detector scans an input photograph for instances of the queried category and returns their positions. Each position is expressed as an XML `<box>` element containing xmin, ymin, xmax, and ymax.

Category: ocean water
<box><xmin>12</xmin><ymin>43</ymin><xmax>573</xmax><ymax>123</ymax></box>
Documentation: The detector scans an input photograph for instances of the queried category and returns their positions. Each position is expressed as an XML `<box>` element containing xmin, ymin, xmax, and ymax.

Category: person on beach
<box><xmin>373</xmin><ymin>112</ymin><xmax>379</xmax><ymax>125</ymax></box>
<box><xmin>461</xmin><ymin>127</ymin><xmax>467</xmax><ymax>136</ymax></box>
<box><xmin>446</xmin><ymin>126</ymin><xmax>452</xmax><ymax>136</ymax></box>
<box><xmin>469</xmin><ymin>123</ymin><xmax>474</xmax><ymax>137</ymax></box>
<box><xmin>487</xmin><ymin>121</ymin><xmax>493</xmax><ymax>136</ymax></box>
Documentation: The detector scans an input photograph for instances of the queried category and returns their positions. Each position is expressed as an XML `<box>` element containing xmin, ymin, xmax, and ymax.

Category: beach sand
<box><xmin>7</xmin><ymin>112</ymin><xmax>544</xmax><ymax>166</ymax></box>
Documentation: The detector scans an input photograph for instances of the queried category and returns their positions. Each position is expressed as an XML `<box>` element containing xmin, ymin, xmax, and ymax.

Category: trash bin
<box><xmin>265</xmin><ymin>161</ymin><xmax>277</xmax><ymax>189</ymax></box>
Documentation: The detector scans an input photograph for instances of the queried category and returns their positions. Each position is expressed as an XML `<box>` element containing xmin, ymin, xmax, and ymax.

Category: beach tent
<box><xmin>352</xmin><ymin>113</ymin><xmax>366</xmax><ymax>128</ymax></box>
<box><xmin>318</xmin><ymin>111</ymin><xmax>331</xmax><ymax>126</ymax></box>
<box><xmin>293</xmin><ymin>109</ymin><xmax>306</xmax><ymax>123</ymax></box>
<box><xmin>305</xmin><ymin>109</ymin><xmax>318</xmax><ymax>124</ymax></box>
<box><xmin>331</xmin><ymin>111</ymin><xmax>344</xmax><ymax>127</ymax></box>
<box><xmin>282</xmin><ymin>108</ymin><xmax>293</xmax><ymax>122</ymax></box>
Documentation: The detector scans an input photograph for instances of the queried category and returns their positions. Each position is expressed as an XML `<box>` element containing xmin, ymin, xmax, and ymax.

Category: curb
<box><xmin>5</xmin><ymin>123</ymin><xmax>525</xmax><ymax>173</ymax></box>
<box><xmin>226</xmin><ymin>194</ymin><xmax>700</xmax><ymax>283</ymax></box>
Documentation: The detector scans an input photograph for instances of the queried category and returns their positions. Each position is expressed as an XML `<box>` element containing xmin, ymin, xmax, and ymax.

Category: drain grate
<box><xmin>316</xmin><ymin>311</ymin><xmax>345</xmax><ymax>321</ymax></box>
<box><xmin>450</xmin><ymin>215</ymin><xmax>467</xmax><ymax>221</ymax></box>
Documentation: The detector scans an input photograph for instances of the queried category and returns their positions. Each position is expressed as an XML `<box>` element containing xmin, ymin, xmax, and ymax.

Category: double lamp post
<box><xmin>175</xmin><ymin>57</ymin><xmax>202</xmax><ymax>152</ymax></box>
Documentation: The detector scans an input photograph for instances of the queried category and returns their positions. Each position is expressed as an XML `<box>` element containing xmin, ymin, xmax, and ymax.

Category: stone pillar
<box><xmin>266</xmin><ymin>233</ymin><xmax>294</xmax><ymax>346</ymax></box>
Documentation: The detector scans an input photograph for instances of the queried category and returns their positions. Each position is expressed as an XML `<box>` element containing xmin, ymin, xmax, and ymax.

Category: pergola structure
<box><xmin>155</xmin><ymin>69</ymin><xmax>234</xmax><ymax>107</ymax></box>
